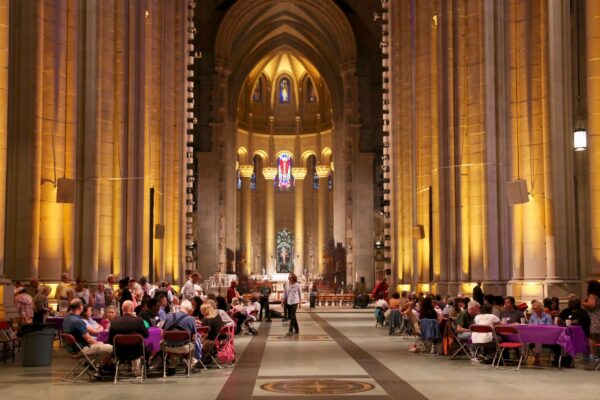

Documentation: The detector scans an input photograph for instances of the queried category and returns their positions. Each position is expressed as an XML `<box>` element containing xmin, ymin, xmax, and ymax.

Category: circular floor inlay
<box><xmin>260</xmin><ymin>379</ymin><xmax>375</xmax><ymax>395</ymax></box>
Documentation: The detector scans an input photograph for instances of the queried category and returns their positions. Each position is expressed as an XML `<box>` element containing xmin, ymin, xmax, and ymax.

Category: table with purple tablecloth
<box><xmin>504</xmin><ymin>324</ymin><xmax>588</xmax><ymax>357</ymax></box>
<box><xmin>97</xmin><ymin>327</ymin><xmax>162</xmax><ymax>353</ymax></box>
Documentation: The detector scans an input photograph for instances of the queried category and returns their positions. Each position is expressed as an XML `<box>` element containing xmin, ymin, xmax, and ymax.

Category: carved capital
<box><xmin>262</xmin><ymin>166</ymin><xmax>278</xmax><ymax>180</ymax></box>
<box><xmin>291</xmin><ymin>167</ymin><xmax>307</xmax><ymax>180</ymax></box>
<box><xmin>316</xmin><ymin>165</ymin><xmax>331</xmax><ymax>178</ymax></box>
<box><xmin>238</xmin><ymin>164</ymin><xmax>254</xmax><ymax>178</ymax></box>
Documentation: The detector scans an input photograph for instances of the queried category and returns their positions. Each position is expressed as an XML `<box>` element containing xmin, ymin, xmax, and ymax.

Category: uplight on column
<box><xmin>574</xmin><ymin>128</ymin><xmax>587</xmax><ymax>151</ymax></box>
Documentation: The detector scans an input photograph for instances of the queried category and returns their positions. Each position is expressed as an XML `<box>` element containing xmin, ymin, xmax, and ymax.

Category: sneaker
<box><xmin>286</xmin><ymin>331</ymin><xmax>294</xmax><ymax>336</ymax></box>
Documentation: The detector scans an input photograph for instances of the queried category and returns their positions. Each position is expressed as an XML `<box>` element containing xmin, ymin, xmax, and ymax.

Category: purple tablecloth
<box><xmin>97</xmin><ymin>327</ymin><xmax>162</xmax><ymax>353</ymax></box>
<box><xmin>504</xmin><ymin>325</ymin><xmax>588</xmax><ymax>357</ymax></box>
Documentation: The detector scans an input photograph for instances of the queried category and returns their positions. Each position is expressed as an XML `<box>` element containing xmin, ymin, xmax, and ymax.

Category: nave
<box><xmin>0</xmin><ymin>311</ymin><xmax>595</xmax><ymax>400</ymax></box>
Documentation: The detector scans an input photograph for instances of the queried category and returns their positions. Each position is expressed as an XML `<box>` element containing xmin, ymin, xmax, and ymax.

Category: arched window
<box><xmin>279</xmin><ymin>78</ymin><xmax>290</xmax><ymax>104</ymax></box>
<box><xmin>307</xmin><ymin>78</ymin><xmax>317</xmax><ymax>103</ymax></box>
<box><xmin>237</xmin><ymin>169</ymin><xmax>242</xmax><ymax>190</ymax></box>
<box><xmin>276</xmin><ymin>153</ymin><xmax>293</xmax><ymax>190</ymax></box>
<box><xmin>252</xmin><ymin>78</ymin><xmax>262</xmax><ymax>102</ymax></box>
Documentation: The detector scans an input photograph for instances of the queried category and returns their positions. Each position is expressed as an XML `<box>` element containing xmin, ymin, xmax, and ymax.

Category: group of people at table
<box><xmin>13</xmin><ymin>271</ymin><xmax>269</xmax><ymax>378</ymax></box>
<box><xmin>374</xmin><ymin>280</ymin><xmax>600</xmax><ymax>368</ymax></box>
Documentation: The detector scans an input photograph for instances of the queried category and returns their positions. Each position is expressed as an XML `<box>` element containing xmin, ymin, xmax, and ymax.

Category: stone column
<box><xmin>262</xmin><ymin>167</ymin><xmax>277</xmax><ymax>275</ymax></box>
<box><xmin>292</xmin><ymin>167</ymin><xmax>307</xmax><ymax>277</ymax></box>
<box><xmin>239</xmin><ymin>164</ymin><xmax>254</xmax><ymax>277</ymax></box>
<box><xmin>0</xmin><ymin>0</ymin><xmax>14</xmax><ymax>320</ymax></box>
<box><xmin>316</xmin><ymin>165</ymin><xmax>331</xmax><ymax>274</ymax></box>
<box><xmin>587</xmin><ymin>0</ymin><xmax>600</xmax><ymax>278</ymax></box>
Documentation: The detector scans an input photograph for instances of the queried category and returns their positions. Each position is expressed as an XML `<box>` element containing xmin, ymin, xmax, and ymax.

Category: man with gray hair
<box><xmin>455</xmin><ymin>300</ymin><xmax>480</xmax><ymax>340</ymax></box>
<box><xmin>163</xmin><ymin>299</ymin><xmax>201</xmax><ymax>375</ymax></box>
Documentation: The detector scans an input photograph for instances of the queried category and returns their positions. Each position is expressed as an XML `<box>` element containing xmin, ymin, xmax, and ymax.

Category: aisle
<box><xmin>217</xmin><ymin>311</ymin><xmax>426</xmax><ymax>399</ymax></box>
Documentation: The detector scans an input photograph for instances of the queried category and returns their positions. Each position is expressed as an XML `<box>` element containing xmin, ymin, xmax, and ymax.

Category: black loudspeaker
<box><xmin>505</xmin><ymin>179</ymin><xmax>529</xmax><ymax>205</ymax></box>
<box><xmin>155</xmin><ymin>224</ymin><xmax>165</xmax><ymax>239</ymax></box>
<box><xmin>56</xmin><ymin>178</ymin><xmax>75</xmax><ymax>203</ymax></box>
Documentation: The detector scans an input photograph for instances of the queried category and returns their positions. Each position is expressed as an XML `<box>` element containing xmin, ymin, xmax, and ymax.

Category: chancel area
<box><xmin>1</xmin><ymin>0</ymin><xmax>600</xmax><ymax>399</ymax></box>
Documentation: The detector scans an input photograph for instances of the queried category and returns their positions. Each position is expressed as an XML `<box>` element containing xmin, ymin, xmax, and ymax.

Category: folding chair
<box><xmin>113</xmin><ymin>334</ymin><xmax>146</xmax><ymax>384</ymax></box>
<box><xmin>60</xmin><ymin>333</ymin><xmax>100</xmax><ymax>383</ymax></box>
<box><xmin>0</xmin><ymin>321</ymin><xmax>19</xmax><ymax>363</ymax></box>
<box><xmin>450</xmin><ymin>321</ymin><xmax>474</xmax><ymax>360</ymax></box>
<box><xmin>242</xmin><ymin>310</ymin><xmax>258</xmax><ymax>335</ymax></box>
<box><xmin>469</xmin><ymin>325</ymin><xmax>497</xmax><ymax>365</ymax></box>
<box><xmin>419</xmin><ymin>318</ymin><xmax>441</xmax><ymax>354</ymax></box>
<box><xmin>493</xmin><ymin>325</ymin><xmax>526</xmax><ymax>370</ymax></box>
<box><xmin>214</xmin><ymin>325</ymin><xmax>236</xmax><ymax>368</ymax></box>
<box><xmin>162</xmin><ymin>330</ymin><xmax>194</xmax><ymax>378</ymax></box>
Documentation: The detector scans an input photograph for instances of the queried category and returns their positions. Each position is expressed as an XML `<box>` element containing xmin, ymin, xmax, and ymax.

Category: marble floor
<box><xmin>1</xmin><ymin>310</ymin><xmax>598</xmax><ymax>400</ymax></box>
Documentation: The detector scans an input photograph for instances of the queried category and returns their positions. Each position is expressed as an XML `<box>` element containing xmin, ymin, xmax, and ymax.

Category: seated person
<box><xmin>374</xmin><ymin>293</ymin><xmax>388</xmax><ymax>326</ymax></box>
<box><xmin>163</xmin><ymin>299</ymin><xmax>201</xmax><ymax>374</ymax></box>
<box><xmin>230</xmin><ymin>298</ymin><xmax>246</xmax><ymax>334</ymax></box>
<box><xmin>82</xmin><ymin>304</ymin><xmax>104</xmax><ymax>338</ymax></box>
<box><xmin>529</xmin><ymin>300</ymin><xmax>560</xmax><ymax>366</ymax></box>
<box><xmin>101</xmin><ymin>305</ymin><xmax>117</xmax><ymax>330</ymax></box>
<box><xmin>500</xmin><ymin>296</ymin><xmax>524</xmax><ymax>323</ymax></box>
<box><xmin>207</xmin><ymin>299</ymin><xmax>235</xmax><ymax>327</ymax></box>
<box><xmin>109</xmin><ymin>300</ymin><xmax>149</xmax><ymax>373</ymax></box>
<box><xmin>155</xmin><ymin>293</ymin><xmax>169</xmax><ymax>321</ymax></box>
<box><xmin>63</xmin><ymin>299</ymin><xmax>112</xmax><ymax>374</ymax></box>
<box><xmin>191</xmin><ymin>296</ymin><xmax>204</xmax><ymax>319</ymax></box>
<box><xmin>139</xmin><ymin>298</ymin><xmax>160</xmax><ymax>327</ymax></box>
<box><xmin>455</xmin><ymin>300</ymin><xmax>480</xmax><ymax>341</ymax></box>
<box><xmin>388</xmin><ymin>292</ymin><xmax>401</xmax><ymax>310</ymax></box>
<box><xmin>472</xmin><ymin>304</ymin><xmax>500</xmax><ymax>360</ymax></box>
<box><xmin>558</xmin><ymin>295</ymin><xmax>591</xmax><ymax>337</ymax></box>
<box><xmin>442</xmin><ymin>298</ymin><xmax>457</xmax><ymax>318</ymax></box>
<box><xmin>199</xmin><ymin>303</ymin><xmax>225</xmax><ymax>363</ymax></box>
<box><xmin>245</xmin><ymin>295</ymin><xmax>261</xmax><ymax>318</ymax></box>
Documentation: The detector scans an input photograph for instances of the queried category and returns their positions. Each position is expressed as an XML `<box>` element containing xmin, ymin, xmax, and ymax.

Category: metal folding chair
<box><xmin>113</xmin><ymin>334</ymin><xmax>146</xmax><ymax>384</ymax></box>
<box><xmin>493</xmin><ymin>325</ymin><xmax>526</xmax><ymax>370</ymax></box>
<box><xmin>450</xmin><ymin>321</ymin><xmax>474</xmax><ymax>360</ymax></box>
<box><xmin>162</xmin><ymin>330</ymin><xmax>194</xmax><ymax>378</ymax></box>
<box><xmin>469</xmin><ymin>325</ymin><xmax>497</xmax><ymax>365</ymax></box>
<box><xmin>60</xmin><ymin>333</ymin><xmax>100</xmax><ymax>383</ymax></box>
<box><xmin>0</xmin><ymin>321</ymin><xmax>19</xmax><ymax>363</ymax></box>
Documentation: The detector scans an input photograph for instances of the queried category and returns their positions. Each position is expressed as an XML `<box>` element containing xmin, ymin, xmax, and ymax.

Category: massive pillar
<box><xmin>587</xmin><ymin>0</ymin><xmax>600</xmax><ymax>279</ymax></box>
<box><xmin>316</xmin><ymin>165</ymin><xmax>330</xmax><ymax>274</ymax></box>
<box><xmin>263</xmin><ymin>167</ymin><xmax>277</xmax><ymax>275</ymax></box>
<box><xmin>292</xmin><ymin>167</ymin><xmax>307</xmax><ymax>277</ymax></box>
<box><xmin>239</xmin><ymin>164</ymin><xmax>254</xmax><ymax>277</ymax></box>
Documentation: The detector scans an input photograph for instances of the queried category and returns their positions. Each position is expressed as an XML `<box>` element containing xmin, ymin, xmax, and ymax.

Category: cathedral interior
<box><xmin>0</xmin><ymin>0</ymin><xmax>598</xmax><ymax>317</ymax></box>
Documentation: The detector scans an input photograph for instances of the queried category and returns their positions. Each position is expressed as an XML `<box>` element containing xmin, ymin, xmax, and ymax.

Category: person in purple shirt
<box><xmin>529</xmin><ymin>301</ymin><xmax>561</xmax><ymax>366</ymax></box>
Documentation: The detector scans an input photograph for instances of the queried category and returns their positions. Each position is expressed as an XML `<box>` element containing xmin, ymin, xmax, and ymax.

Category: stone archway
<box><xmin>197</xmin><ymin>0</ymin><xmax>374</xmax><ymax>288</ymax></box>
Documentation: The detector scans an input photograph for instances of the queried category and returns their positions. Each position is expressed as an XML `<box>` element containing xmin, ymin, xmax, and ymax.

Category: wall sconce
<box><xmin>574</xmin><ymin>128</ymin><xmax>587</xmax><ymax>151</ymax></box>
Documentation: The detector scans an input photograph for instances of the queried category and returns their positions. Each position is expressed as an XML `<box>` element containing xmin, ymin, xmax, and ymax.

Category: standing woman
<box><xmin>283</xmin><ymin>273</ymin><xmax>302</xmax><ymax>336</ymax></box>
<box><xmin>582</xmin><ymin>280</ymin><xmax>600</xmax><ymax>362</ymax></box>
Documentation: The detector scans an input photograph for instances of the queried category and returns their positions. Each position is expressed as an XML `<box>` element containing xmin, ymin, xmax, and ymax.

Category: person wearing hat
<box><xmin>259</xmin><ymin>278</ymin><xmax>272</xmax><ymax>322</ymax></box>
<box><xmin>14</xmin><ymin>287</ymin><xmax>33</xmax><ymax>324</ymax></box>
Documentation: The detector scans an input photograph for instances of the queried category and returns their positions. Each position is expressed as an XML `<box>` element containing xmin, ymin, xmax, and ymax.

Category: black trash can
<box><xmin>19</xmin><ymin>324</ymin><xmax>55</xmax><ymax>367</ymax></box>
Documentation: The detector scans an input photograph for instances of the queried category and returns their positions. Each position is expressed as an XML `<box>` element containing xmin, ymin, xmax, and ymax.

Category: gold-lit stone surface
<box><xmin>260</xmin><ymin>379</ymin><xmax>375</xmax><ymax>395</ymax></box>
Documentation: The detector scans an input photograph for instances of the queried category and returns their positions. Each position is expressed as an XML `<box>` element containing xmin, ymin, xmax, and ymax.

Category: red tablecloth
<box><xmin>503</xmin><ymin>324</ymin><xmax>588</xmax><ymax>357</ymax></box>
<box><xmin>97</xmin><ymin>327</ymin><xmax>162</xmax><ymax>353</ymax></box>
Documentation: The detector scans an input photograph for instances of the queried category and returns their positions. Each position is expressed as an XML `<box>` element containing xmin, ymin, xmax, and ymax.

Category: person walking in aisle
<box><xmin>283</xmin><ymin>273</ymin><xmax>302</xmax><ymax>336</ymax></box>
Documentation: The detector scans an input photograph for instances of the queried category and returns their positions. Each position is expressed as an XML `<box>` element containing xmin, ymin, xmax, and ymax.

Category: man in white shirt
<box><xmin>182</xmin><ymin>272</ymin><xmax>201</xmax><ymax>300</ymax></box>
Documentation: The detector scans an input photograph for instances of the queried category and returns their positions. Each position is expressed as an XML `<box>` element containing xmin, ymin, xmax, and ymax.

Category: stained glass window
<box><xmin>313</xmin><ymin>170</ymin><xmax>319</xmax><ymax>190</ymax></box>
<box><xmin>279</xmin><ymin>78</ymin><xmax>290</xmax><ymax>104</ymax></box>
<box><xmin>328</xmin><ymin>171</ymin><xmax>333</xmax><ymax>191</ymax></box>
<box><xmin>251</xmin><ymin>158</ymin><xmax>257</xmax><ymax>190</ymax></box>
<box><xmin>276</xmin><ymin>153</ymin><xmax>293</xmax><ymax>190</ymax></box>
<box><xmin>307</xmin><ymin>79</ymin><xmax>317</xmax><ymax>103</ymax></box>
<box><xmin>252</xmin><ymin>78</ymin><xmax>262</xmax><ymax>102</ymax></box>
<box><xmin>237</xmin><ymin>169</ymin><xmax>242</xmax><ymax>190</ymax></box>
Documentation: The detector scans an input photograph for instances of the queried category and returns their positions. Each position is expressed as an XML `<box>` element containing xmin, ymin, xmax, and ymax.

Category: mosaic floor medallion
<box><xmin>268</xmin><ymin>334</ymin><xmax>332</xmax><ymax>341</ymax></box>
<box><xmin>260</xmin><ymin>379</ymin><xmax>375</xmax><ymax>395</ymax></box>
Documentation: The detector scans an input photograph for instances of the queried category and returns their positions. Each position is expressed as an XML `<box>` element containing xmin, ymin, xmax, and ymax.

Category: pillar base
<box><xmin>507</xmin><ymin>278</ymin><xmax>583</xmax><ymax>303</ymax></box>
<box><xmin>0</xmin><ymin>276</ymin><xmax>16</xmax><ymax>321</ymax></box>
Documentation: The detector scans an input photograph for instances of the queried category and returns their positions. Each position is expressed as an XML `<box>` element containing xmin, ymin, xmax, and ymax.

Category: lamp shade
<box><xmin>574</xmin><ymin>129</ymin><xmax>587</xmax><ymax>151</ymax></box>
